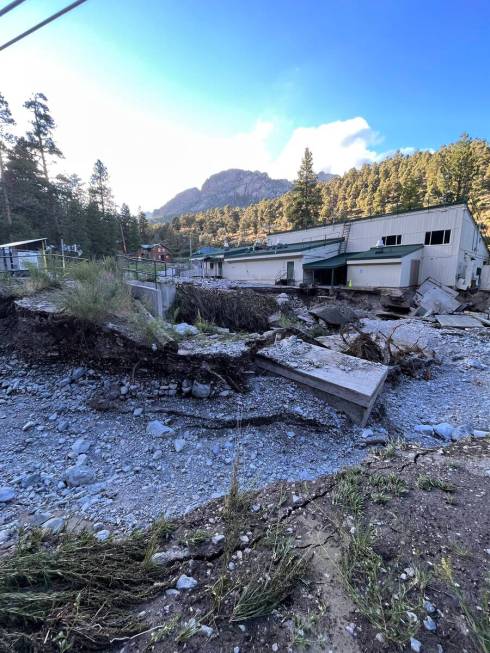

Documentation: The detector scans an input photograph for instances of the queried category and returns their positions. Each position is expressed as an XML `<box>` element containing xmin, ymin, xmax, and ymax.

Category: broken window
<box><xmin>424</xmin><ymin>229</ymin><xmax>451</xmax><ymax>245</ymax></box>
<box><xmin>382</xmin><ymin>234</ymin><xmax>402</xmax><ymax>246</ymax></box>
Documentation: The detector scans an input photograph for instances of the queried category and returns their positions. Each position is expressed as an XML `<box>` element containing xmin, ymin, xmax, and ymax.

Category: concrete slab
<box><xmin>415</xmin><ymin>278</ymin><xmax>461</xmax><ymax>315</ymax></box>
<box><xmin>256</xmin><ymin>336</ymin><xmax>388</xmax><ymax>426</ymax></box>
<box><xmin>434</xmin><ymin>314</ymin><xmax>484</xmax><ymax>328</ymax></box>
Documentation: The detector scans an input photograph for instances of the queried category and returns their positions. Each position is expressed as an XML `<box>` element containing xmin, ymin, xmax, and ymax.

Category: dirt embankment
<box><xmin>2</xmin><ymin>438</ymin><xmax>488</xmax><ymax>653</ymax></box>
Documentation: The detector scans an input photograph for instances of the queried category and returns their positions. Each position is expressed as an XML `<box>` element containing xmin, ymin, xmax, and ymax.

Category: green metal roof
<box><xmin>303</xmin><ymin>253</ymin><xmax>354</xmax><ymax>269</ymax></box>
<box><xmin>224</xmin><ymin>238</ymin><xmax>342</xmax><ymax>260</ymax></box>
<box><xmin>346</xmin><ymin>244</ymin><xmax>424</xmax><ymax>261</ymax></box>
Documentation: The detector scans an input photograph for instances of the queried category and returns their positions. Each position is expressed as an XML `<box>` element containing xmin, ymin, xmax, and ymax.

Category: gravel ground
<box><xmin>0</xmin><ymin>317</ymin><xmax>489</xmax><ymax>548</ymax></box>
<box><xmin>362</xmin><ymin>318</ymin><xmax>490</xmax><ymax>438</ymax></box>
<box><xmin>0</xmin><ymin>357</ymin><xmax>362</xmax><ymax>545</ymax></box>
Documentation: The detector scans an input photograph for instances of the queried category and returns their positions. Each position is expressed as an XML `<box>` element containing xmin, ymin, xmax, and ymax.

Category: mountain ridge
<box><xmin>150</xmin><ymin>168</ymin><xmax>335</xmax><ymax>222</ymax></box>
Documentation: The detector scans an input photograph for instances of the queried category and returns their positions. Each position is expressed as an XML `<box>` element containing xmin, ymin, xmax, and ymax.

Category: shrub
<box><xmin>61</xmin><ymin>262</ymin><xmax>132</xmax><ymax>323</ymax></box>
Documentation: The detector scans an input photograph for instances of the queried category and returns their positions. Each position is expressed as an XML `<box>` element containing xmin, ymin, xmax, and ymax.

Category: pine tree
<box><xmin>0</xmin><ymin>92</ymin><xmax>16</xmax><ymax>230</ymax></box>
<box><xmin>24</xmin><ymin>92</ymin><xmax>62</xmax><ymax>182</ymax></box>
<box><xmin>89</xmin><ymin>159</ymin><xmax>113</xmax><ymax>215</ymax></box>
<box><xmin>137</xmin><ymin>209</ymin><xmax>150</xmax><ymax>243</ymax></box>
<box><xmin>286</xmin><ymin>148</ymin><xmax>322</xmax><ymax>229</ymax></box>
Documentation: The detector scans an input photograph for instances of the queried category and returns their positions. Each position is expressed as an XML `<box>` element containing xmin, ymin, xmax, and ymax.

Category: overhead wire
<box><xmin>0</xmin><ymin>0</ymin><xmax>28</xmax><ymax>19</ymax></box>
<box><xmin>0</xmin><ymin>0</ymin><xmax>88</xmax><ymax>51</ymax></box>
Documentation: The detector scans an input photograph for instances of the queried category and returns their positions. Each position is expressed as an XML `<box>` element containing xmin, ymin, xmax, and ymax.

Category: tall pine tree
<box><xmin>286</xmin><ymin>148</ymin><xmax>322</xmax><ymax>229</ymax></box>
<box><xmin>24</xmin><ymin>93</ymin><xmax>62</xmax><ymax>182</ymax></box>
<box><xmin>0</xmin><ymin>92</ymin><xmax>16</xmax><ymax>231</ymax></box>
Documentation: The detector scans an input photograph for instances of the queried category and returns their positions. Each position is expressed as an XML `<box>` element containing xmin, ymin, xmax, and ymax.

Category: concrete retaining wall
<box><xmin>127</xmin><ymin>280</ymin><xmax>176</xmax><ymax>317</ymax></box>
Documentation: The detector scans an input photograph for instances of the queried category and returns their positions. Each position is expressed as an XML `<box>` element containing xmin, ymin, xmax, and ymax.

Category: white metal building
<box><xmin>207</xmin><ymin>203</ymin><xmax>489</xmax><ymax>290</ymax></box>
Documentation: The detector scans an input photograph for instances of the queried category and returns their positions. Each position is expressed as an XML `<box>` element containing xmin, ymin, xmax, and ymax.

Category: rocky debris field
<box><xmin>0</xmin><ymin>355</ymin><xmax>360</xmax><ymax>546</ymax></box>
<box><xmin>2</xmin><ymin>437</ymin><xmax>489</xmax><ymax>652</ymax></box>
<box><xmin>0</xmin><ymin>315</ymin><xmax>489</xmax><ymax>552</ymax></box>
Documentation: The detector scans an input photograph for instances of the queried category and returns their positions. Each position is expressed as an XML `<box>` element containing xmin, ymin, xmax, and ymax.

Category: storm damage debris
<box><xmin>172</xmin><ymin>283</ymin><xmax>278</xmax><ymax>332</ymax></box>
<box><xmin>309</xmin><ymin>303</ymin><xmax>358</xmax><ymax>327</ymax></box>
<box><xmin>414</xmin><ymin>277</ymin><xmax>462</xmax><ymax>316</ymax></box>
<box><xmin>256</xmin><ymin>336</ymin><xmax>389</xmax><ymax>426</ymax></box>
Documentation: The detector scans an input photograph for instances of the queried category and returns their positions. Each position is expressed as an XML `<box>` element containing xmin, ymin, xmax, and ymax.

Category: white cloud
<box><xmin>268</xmin><ymin>117</ymin><xmax>381</xmax><ymax>179</ymax></box>
<box><xmin>1</xmin><ymin>47</ymin><xmax>388</xmax><ymax>211</ymax></box>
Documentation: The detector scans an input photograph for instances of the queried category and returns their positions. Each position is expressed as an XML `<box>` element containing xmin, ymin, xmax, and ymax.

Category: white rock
<box><xmin>95</xmin><ymin>529</ymin><xmax>111</xmax><ymax>542</ymax></box>
<box><xmin>174</xmin><ymin>438</ymin><xmax>186</xmax><ymax>453</ymax></box>
<box><xmin>151</xmin><ymin>546</ymin><xmax>190</xmax><ymax>566</ymax></box>
<box><xmin>212</xmin><ymin>533</ymin><xmax>225</xmax><ymax>545</ymax></box>
<box><xmin>414</xmin><ymin>425</ymin><xmax>434</xmax><ymax>434</ymax></box>
<box><xmin>410</xmin><ymin>638</ymin><xmax>422</xmax><ymax>653</ymax></box>
<box><xmin>434</xmin><ymin>423</ymin><xmax>454</xmax><ymax>440</ymax></box>
<box><xmin>174</xmin><ymin>322</ymin><xmax>199</xmax><ymax>336</ymax></box>
<box><xmin>72</xmin><ymin>438</ymin><xmax>90</xmax><ymax>455</ymax></box>
<box><xmin>64</xmin><ymin>465</ymin><xmax>96</xmax><ymax>487</ymax></box>
<box><xmin>200</xmin><ymin>625</ymin><xmax>214</xmax><ymax>637</ymax></box>
<box><xmin>191</xmin><ymin>381</ymin><xmax>211</xmax><ymax>399</ymax></box>
<box><xmin>423</xmin><ymin>615</ymin><xmax>437</xmax><ymax>632</ymax></box>
<box><xmin>146</xmin><ymin>420</ymin><xmax>174</xmax><ymax>437</ymax></box>
<box><xmin>42</xmin><ymin>517</ymin><xmax>65</xmax><ymax>535</ymax></box>
<box><xmin>474</xmin><ymin>429</ymin><xmax>490</xmax><ymax>438</ymax></box>
<box><xmin>0</xmin><ymin>487</ymin><xmax>16</xmax><ymax>503</ymax></box>
<box><xmin>176</xmin><ymin>574</ymin><xmax>197</xmax><ymax>590</ymax></box>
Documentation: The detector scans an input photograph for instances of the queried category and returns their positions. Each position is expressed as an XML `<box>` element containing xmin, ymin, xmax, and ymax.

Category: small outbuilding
<box><xmin>0</xmin><ymin>238</ymin><xmax>47</xmax><ymax>273</ymax></box>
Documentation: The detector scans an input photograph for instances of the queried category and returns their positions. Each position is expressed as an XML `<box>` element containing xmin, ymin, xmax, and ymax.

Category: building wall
<box><xmin>222</xmin><ymin>242</ymin><xmax>339</xmax><ymax>284</ymax></box>
<box><xmin>223</xmin><ymin>254</ymin><xmax>303</xmax><ymax>283</ymax></box>
<box><xmin>399</xmin><ymin>249</ymin><xmax>424</xmax><ymax>286</ymax></box>
<box><xmin>347</xmin><ymin>261</ymin><xmax>402</xmax><ymax>288</ymax></box>
<box><xmin>267</xmin><ymin>204</ymin><xmax>489</xmax><ymax>287</ymax></box>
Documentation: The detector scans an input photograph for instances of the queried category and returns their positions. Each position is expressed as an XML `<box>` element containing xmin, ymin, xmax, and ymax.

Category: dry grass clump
<box><xmin>173</xmin><ymin>284</ymin><xmax>277</xmax><ymax>332</ymax></box>
<box><xmin>61</xmin><ymin>259</ymin><xmax>132</xmax><ymax>324</ymax></box>
<box><xmin>0</xmin><ymin>522</ymin><xmax>174</xmax><ymax>652</ymax></box>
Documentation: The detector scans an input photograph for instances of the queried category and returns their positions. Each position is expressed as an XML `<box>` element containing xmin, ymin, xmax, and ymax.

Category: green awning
<box><xmin>303</xmin><ymin>253</ymin><xmax>351</xmax><ymax>269</ymax></box>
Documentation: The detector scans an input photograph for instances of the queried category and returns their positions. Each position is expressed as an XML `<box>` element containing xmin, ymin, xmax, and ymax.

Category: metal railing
<box><xmin>116</xmin><ymin>255</ymin><xmax>192</xmax><ymax>287</ymax></box>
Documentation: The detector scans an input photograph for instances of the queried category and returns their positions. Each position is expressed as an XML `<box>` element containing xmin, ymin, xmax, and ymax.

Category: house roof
<box><xmin>0</xmin><ymin>238</ymin><xmax>47</xmax><ymax>249</ymax></box>
<box><xmin>141</xmin><ymin>243</ymin><xmax>171</xmax><ymax>250</ymax></box>
<box><xmin>346</xmin><ymin>244</ymin><xmax>424</xmax><ymax>261</ymax></box>
<box><xmin>191</xmin><ymin>246</ymin><xmax>226</xmax><ymax>259</ymax></box>
<box><xmin>224</xmin><ymin>238</ymin><xmax>342</xmax><ymax>260</ymax></box>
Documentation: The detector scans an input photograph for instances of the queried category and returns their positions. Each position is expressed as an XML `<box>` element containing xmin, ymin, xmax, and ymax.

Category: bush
<box><xmin>61</xmin><ymin>261</ymin><xmax>132</xmax><ymax>323</ymax></box>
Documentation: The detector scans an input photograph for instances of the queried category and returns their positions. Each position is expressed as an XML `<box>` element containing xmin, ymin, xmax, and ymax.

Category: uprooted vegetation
<box><xmin>341</xmin><ymin>323</ymin><xmax>437</xmax><ymax>378</ymax></box>
<box><xmin>0</xmin><ymin>438</ymin><xmax>488</xmax><ymax>652</ymax></box>
<box><xmin>172</xmin><ymin>284</ymin><xmax>278</xmax><ymax>332</ymax></box>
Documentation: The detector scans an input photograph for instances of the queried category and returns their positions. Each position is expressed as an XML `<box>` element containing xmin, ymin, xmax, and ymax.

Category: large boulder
<box><xmin>64</xmin><ymin>465</ymin><xmax>96</xmax><ymax>487</ymax></box>
<box><xmin>309</xmin><ymin>304</ymin><xmax>357</xmax><ymax>327</ymax></box>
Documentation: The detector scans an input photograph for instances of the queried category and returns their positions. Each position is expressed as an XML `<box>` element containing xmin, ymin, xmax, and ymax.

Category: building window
<box><xmin>382</xmin><ymin>234</ymin><xmax>402</xmax><ymax>246</ymax></box>
<box><xmin>425</xmin><ymin>229</ymin><xmax>451</xmax><ymax>245</ymax></box>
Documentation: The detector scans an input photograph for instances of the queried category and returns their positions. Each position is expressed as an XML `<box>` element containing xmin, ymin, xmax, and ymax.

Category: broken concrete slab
<box><xmin>434</xmin><ymin>314</ymin><xmax>484</xmax><ymax>328</ymax></box>
<box><xmin>309</xmin><ymin>304</ymin><xmax>357</xmax><ymax>327</ymax></box>
<box><xmin>415</xmin><ymin>278</ymin><xmax>461</xmax><ymax>315</ymax></box>
<box><xmin>255</xmin><ymin>336</ymin><xmax>388</xmax><ymax>426</ymax></box>
<box><xmin>463</xmin><ymin>311</ymin><xmax>490</xmax><ymax>326</ymax></box>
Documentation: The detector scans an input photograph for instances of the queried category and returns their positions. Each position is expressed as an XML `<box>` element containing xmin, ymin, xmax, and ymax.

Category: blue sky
<box><xmin>2</xmin><ymin>0</ymin><xmax>489</xmax><ymax>209</ymax></box>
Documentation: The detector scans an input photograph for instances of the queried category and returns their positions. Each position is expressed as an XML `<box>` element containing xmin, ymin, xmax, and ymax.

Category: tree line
<box><xmin>0</xmin><ymin>91</ymin><xmax>150</xmax><ymax>256</ymax></box>
<box><xmin>153</xmin><ymin>135</ymin><xmax>490</xmax><ymax>254</ymax></box>
<box><xmin>1</xmin><ymin>90</ymin><xmax>489</xmax><ymax>259</ymax></box>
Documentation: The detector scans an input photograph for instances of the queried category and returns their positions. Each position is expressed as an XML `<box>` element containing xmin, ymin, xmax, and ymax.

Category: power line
<box><xmin>0</xmin><ymin>0</ymin><xmax>88</xmax><ymax>51</ymax></box>
<box><xmin>0</xmin><ymin>0</ymin><xmax>28</xmax><ymax>18</ymax></box>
